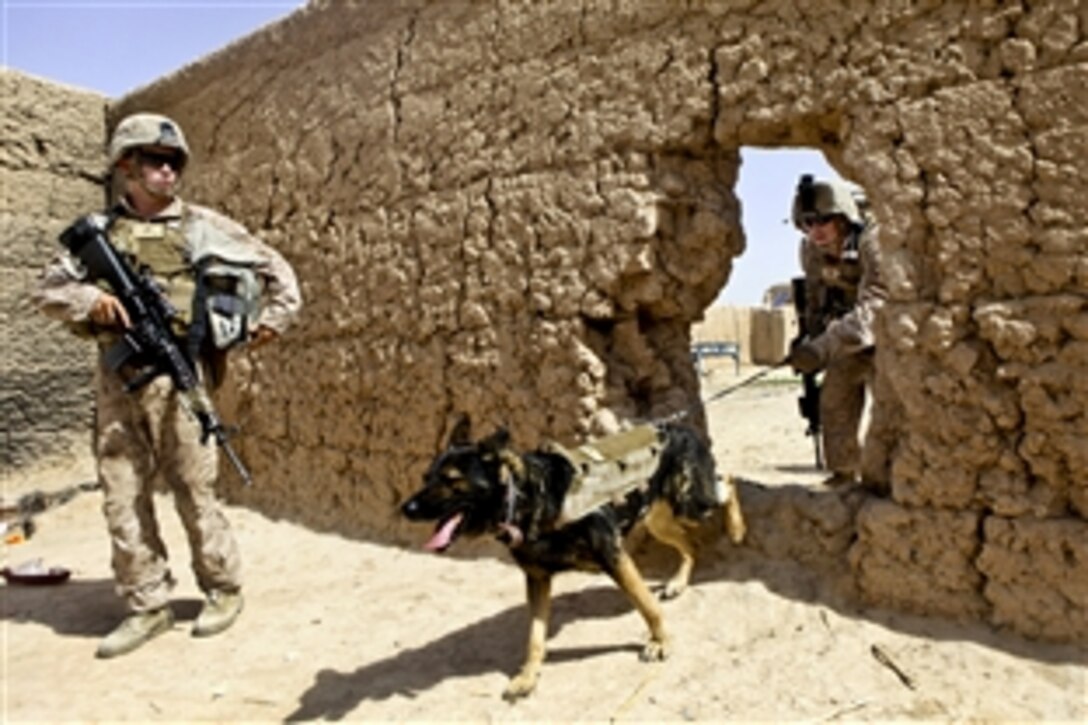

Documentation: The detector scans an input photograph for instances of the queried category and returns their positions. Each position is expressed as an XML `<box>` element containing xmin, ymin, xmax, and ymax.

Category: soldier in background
<box><xmin>788</xmin><ymin>175</ymin><xmax>887</xmax><ymax>487</ymax></box>
<box><xmin>34</xmin><ymin>113</ymin><xmax>302</xmax><ymax>658</ymax></box>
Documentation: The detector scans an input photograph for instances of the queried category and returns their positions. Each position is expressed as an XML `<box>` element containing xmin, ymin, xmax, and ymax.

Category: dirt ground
<box><xmin>2</xmin><ymin>364</ymin><xmax>1085</xmax><ymax>722</ymax></box>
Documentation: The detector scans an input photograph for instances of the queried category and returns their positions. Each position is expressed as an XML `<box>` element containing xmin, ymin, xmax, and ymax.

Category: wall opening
<box><xmin>719</xmin><ymin>147</ymin><xmax>852</xmax><ymax>308</ymax></box>
<box><xmin>693</xmin><ymin>145</ymin><xmax>882</xmax><ymax>485</ymax></box>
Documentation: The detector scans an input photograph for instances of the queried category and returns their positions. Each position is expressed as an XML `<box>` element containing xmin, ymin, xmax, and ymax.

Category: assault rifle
<box><xmin>791</xmin><ymin>276</ymin><xmax>824</xmax><ymax>469</ymax></box>
<box><xmin>59</xmin><ymin>216</ymin><xmax>252</xmax><ymax>485</ymax></box>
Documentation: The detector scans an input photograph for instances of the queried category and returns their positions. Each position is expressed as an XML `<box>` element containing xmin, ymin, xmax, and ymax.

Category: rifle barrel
<box><xmin>219</xmin><ymin>438</ymin><xmax>253</xmax><ymax>486</ymax></box>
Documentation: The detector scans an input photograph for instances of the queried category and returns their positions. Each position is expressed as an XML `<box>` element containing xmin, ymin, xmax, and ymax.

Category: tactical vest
<box><xmin>106</xmin><ymin>214</ymin><xmax>195</xmax><ymax>334</ymax></box>
<box><xmin>545</xmin><ymin>424</ymin><xmax>664</xmax><ymax>525</ymax></box>
<box><xmin>818</xmin><ymin>228</ymin><xmax>863</xmax><ymax>322</ymax></box>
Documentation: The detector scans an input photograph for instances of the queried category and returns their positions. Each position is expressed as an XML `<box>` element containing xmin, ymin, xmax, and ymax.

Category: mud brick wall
<box><xmin>838</xmin><ymin>4</ymin><xmax>1088</xmax><ymax>641</ymax></box>
<box><xmin>1</xmin><ymin>70</ymin><xmax>105</xmax><ymax>469</ymax></box>
<box><xmin>1</xmin><ymin>0</ymin><xmax>1077</xmax><ymax>642</ymax></box>
<box><xmin>110</xmin><ymin>1</ymin><xmax>740</xmax><ymax>532</ymax></box>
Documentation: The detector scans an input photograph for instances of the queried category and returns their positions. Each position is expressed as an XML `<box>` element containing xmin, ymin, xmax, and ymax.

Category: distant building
<box><xmin>762</xmin><ymin>282</ymin><xmax>793</xmax><ymax>308</ymax></box>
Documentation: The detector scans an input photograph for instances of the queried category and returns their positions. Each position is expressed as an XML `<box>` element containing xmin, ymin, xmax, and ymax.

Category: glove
<box><xmin>789</xmin><ymin>339</ymin><xmax>824</xmax><ymax>374</ymax></box>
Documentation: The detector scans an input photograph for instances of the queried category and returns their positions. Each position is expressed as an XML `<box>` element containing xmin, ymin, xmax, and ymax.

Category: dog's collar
<box><xmin>497</xmin><ymin>467</ymin><xmax>524</xmax><ymax>547</ymax></box>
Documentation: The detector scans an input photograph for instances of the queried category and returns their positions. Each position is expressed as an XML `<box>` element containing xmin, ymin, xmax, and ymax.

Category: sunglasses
<box><xmin>799</xmin><ymin>213</ymin><xmax>837</xmax><ymax>229</ymax></box>
<box><xmin>136</xmin><ymin>150</ymin><xmax>185</xmax><ymax>172</ymax></box>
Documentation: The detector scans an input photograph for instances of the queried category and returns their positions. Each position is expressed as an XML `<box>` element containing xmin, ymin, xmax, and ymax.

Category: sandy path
<box><xmin>3</xmin><ymin>365</ymin><xmax>1085</xmax><ymax>721</ymax></box>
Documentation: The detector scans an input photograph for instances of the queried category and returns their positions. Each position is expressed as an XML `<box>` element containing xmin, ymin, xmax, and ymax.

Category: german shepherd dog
<box><xmin>401</xmin><ymin>416</ymin><xmax>746</xmax><ymax>700</ymax></box>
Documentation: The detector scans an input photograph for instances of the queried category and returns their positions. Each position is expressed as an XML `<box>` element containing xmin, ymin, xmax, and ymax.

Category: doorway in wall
<box><xmin>718</xmin><ymin>147</ymin><xmax>848</xmax><ymax>308</ymax></box>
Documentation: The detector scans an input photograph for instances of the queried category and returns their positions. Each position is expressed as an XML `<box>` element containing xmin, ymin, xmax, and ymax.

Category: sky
<box><xmin>2</xmin><ymin>0</ymin><xmax>841</xmax><ymax>306</ymax></box>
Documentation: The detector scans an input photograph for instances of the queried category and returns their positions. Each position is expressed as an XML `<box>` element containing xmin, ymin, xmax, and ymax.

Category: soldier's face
<box><xmin>127</xmin><ymin>145</ymin><xmax>182</xmax><ymax>200</ymax></box>
<box><xmin>802</xmin><ymin>215</ymin><xmax>846</xmax><ymax>256</ymax></box>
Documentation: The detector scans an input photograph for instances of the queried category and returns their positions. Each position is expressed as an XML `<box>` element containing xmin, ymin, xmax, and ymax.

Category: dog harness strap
<box><xmin>503</xmin><ymin>469</ymin><xmax>518</xmax><ymax>524</ymax></box>
<box><xmin>497</xmin><ymin>468</ymin><xmax>524</xmax><ymax>547</ymax></box>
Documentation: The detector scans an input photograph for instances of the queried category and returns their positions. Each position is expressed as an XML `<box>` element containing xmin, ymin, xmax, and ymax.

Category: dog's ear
<box><xmin>448</xmin><ymin>415</ymin><xmax>472</xmax><ymax>447</ymax></box>
<box><xmin>479</xmin><ymin>427</ymin><xmax>510</xmax><ymax>453</ymax></box>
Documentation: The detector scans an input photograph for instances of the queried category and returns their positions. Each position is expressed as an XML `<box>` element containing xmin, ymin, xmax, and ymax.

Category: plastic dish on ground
<box><xmin>1</xmin><ymin>559</ymin><xmax>71</xmax><ymax>585</ymax></box>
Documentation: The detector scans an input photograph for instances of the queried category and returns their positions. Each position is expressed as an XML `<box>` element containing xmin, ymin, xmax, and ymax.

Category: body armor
<box><xmin>793</xmin><ymin>174</ymin><xmax>870</xmax><ymax>335</ymax></box>
<box><xmin>107</xmin><ymin>215</ymin><xmax>195</xmax><ymax>334</ymax></box>
<box><xmin>100</xmin><ymin>210</ymin><xmax>264</xmax><ymax>366</ymax></box>
<box><xmin>808</xmin><ymin>228</ymin><xmax>864</xmax><ymax>334</ymax></box>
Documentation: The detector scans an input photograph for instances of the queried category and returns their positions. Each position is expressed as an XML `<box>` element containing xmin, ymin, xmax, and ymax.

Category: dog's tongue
<box><xmin>424</xmin><ymin>512</ymin><xmax>464</xmax><ymax>552</ymax></box>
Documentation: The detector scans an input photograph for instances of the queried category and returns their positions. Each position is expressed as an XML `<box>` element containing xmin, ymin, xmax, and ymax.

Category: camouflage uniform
<box><xmin>791</xmin><ymin>177</ymin><xmax>887</xmax><ymax>481</ymax></box>
<box><xmin>34</xmin><ymin>120</ymin><xmax>300</xmax><ymax>621</ymax></box>
<box><xmin>799</xmin><ymin>225</ymin><xmax>885</xmax><ymax>477</ymax></box>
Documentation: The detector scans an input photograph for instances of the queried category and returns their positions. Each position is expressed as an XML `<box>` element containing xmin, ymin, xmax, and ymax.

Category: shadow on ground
<box><xmin>1</xmin><ymin>578</ymin><xmax>207</xmax><ymax>637</ymax></box>
<box><xmin>286</xmin><ymin>584</ymin><xmax>638</xmax><ymax>721</ymax></box>
<box><xmin>1</xmin><ymin>579</ymin><xmax>119</xmax><ymax>637</ymax></box>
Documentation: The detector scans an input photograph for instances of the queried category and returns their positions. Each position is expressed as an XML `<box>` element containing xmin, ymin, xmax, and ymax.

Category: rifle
<box><xmin>59</xmin><ymin>215</ymin><xmax>252</xmax><ymax>485</ymax></box>
<box><xmin>791</xmin><ymin>276</ymin><xmax>824</xmax><ymax>469</ymax></box>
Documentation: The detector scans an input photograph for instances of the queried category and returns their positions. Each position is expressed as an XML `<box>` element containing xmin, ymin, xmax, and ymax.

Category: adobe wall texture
<box><xmin>1</xmin><ymin>70</ymin><xmax>105</xmax><ymax>468</ymax></box>
<box><xmin>10</xmin><ymin>0</ymin><xmax>1084</xmax><ymax>641</ymax></box>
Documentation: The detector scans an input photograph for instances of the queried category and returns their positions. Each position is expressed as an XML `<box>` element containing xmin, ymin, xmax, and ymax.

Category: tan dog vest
<box><xmin>545</xmin><ymin>424</ymin><xmax>664</xmax><ymax>525</ymax></box>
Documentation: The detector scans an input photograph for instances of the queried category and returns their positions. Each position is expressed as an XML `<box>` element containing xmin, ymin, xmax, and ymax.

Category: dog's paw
<box><xmin>659</xmin><ymin>579</ymin><xmax>688</xmax><ymax>600</ymax></box>
<box><xmin>503</xmin><ymin>672</ymin><xmax>538</xmax><ymax>701</ymax></box>
<box><xmin>640</xmin><ymin>638</ymin><xmax>670</xmax><ymax>662</ymax></box>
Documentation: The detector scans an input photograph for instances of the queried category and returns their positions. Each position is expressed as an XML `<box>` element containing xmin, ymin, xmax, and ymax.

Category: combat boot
<box><xmin>822</xmin><ymin>471</ymin><xmax>858</xmax><ymax>487</ymax></box>
<box><xmin>192</xmin><ymin>590</ymin><xmax>244</xmax><ymax>637</ymax></box>
<box><xmin>96</xmin><ymin>607</ymin><xmax>174</xmax><ymax>659</ymax></box>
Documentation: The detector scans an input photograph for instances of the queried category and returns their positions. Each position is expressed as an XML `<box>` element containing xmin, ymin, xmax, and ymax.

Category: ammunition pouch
<box><xmin>182</xmin><ymin>258</ymin><xmax>262</xmax><ymax>390</ymax></box>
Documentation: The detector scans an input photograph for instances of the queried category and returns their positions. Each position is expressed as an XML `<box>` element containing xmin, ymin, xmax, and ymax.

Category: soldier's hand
<box><xmin>789</xmin><ymin>339</ymin><xmax>824</xmax><ymax>374</ymax></box>
<box><xmin>249</xmin><ymin>325</ymin><xmax>279</xmax><ymax>349</ymax></box>
<box><xmin>89</xmin><ymin>292</ymin><xmax>130</xmax><ymax>329</ymax></box>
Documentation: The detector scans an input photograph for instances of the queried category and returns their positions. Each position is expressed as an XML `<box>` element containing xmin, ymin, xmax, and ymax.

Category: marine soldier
<box><xmin>788</xmin><ymin>175</ymin><xmax>886</xmax><ymax>487</ymax></box>
<box><xmin>34</xmin><ymin>113</ymin><xmax>302</xmax><ymax>657</ymax></box>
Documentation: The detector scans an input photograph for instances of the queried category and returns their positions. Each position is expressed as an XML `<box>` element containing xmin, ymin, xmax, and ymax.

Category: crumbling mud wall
<box><xmin>110</xmin><ymin>1</ymin><xmax>740</xmax><ymax>532</ymax></box>
<box><xmin>62</xmin><ymin>0</ymin><xmax>1087</xmax><ymax>642</ymax></box>
<box><xmin>830</xmin><ymin>6</ymin><xmax>1088</xmax><ymax>641</ymax></box>
<box><xmin>1</xmin><ymin>70</ymin><xmax>105</xmax><ymax>468</ymax></box>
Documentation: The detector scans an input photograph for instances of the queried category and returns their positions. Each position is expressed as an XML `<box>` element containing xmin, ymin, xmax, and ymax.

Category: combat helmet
<box><xmin>108</xmin><ymin>113</ymin><xmax>190</xmax><ymax>169</ymax></box>
<box><xmin>791</xmin><ymin>174</ymin><xmax>863</xmax><ymax>230</ymax></box>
